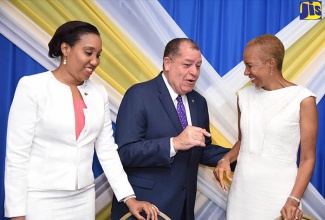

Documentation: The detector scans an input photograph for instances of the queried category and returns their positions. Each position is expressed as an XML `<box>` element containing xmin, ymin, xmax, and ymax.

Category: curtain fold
<box><xmin>8</xmin><ymin>0</ymin><xmax>159</xmax><ymax>95</ymax></box>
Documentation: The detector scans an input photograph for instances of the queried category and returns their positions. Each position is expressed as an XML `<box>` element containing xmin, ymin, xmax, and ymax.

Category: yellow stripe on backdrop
<box><xmin>283</xmin><ymin>18</ymin><xmax>325</xmax><ymax>81</ymax></box>
<box><xmin>8</xmin><ymin>0</ymin><xmax>159</xmax><ymax>95</ymax></box>
<box><xmin>8</xmin><ymin>0</ymin><xmax>233</xmax><ymax>148</ymax></box>
<box><xmin>210</xmin><ymin>126</ymin><xmax>232</xmax><ymax>148</ymax></box>
<box><xmin>96</xmin><ymin>203</ymin><xmax>112</xmax><ymax>220</ymax></box>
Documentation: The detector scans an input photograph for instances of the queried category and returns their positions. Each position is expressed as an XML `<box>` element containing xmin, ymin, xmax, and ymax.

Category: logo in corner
<box><xmin>300</xmin><ymin>1</ymin><xmax>322</xmax><ymax>20</ymax></box>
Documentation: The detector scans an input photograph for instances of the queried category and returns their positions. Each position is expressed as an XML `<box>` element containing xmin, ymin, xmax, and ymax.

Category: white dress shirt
<box><xmin>162</xmin><ymin>73</ymin><xmax>192</xmax><ymax>157</ymax></box>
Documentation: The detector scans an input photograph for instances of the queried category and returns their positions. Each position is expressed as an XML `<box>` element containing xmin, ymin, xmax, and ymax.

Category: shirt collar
<box><xmin>162</xmin><ymin>73</ymin><xmax>179</xmax><ymax>101</ymax></box>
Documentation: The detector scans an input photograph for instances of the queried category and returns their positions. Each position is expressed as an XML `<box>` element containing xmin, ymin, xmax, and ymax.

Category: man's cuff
<box><xmin>170</xmin><ymin>138</ymin><xmax>177</xmax><ymax>157</ymax></box>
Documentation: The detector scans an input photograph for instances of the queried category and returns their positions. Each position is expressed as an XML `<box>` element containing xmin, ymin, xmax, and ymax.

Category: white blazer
<box><xmin>5</xmin><ymin>71</ymin><xmax>133</xmax><ymax>217</ymax></box>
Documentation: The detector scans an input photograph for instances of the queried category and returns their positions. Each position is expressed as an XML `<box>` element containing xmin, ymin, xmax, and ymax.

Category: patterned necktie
<box><xmin>176</xmin><ymin>95</ymin><xmax>188</xmax><ymax>129</ymax></box>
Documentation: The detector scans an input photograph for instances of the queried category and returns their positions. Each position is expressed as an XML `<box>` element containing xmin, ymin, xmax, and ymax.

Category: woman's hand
<box><xmin>11</xmin><ymin>217</ymin><xmax>25</xmax><ymax>220</ymax></box>
<box><xmin>280</xmin><ymin>198</ymin><xmax>303</xmax><ymax>220</ymax></box>
<box><xmin>125</xmin><ymin>198</ymin><xmax>159</xmax><ymax>220</ymax></box>
<box><xmin>213</xmin><ymin>159</ymin><xmax>232</xmax><ymax>191</ymax></box>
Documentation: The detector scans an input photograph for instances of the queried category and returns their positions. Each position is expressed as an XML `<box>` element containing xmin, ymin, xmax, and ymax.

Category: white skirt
<box><xmin>227</xmin><ymin>153</ymin><xmax>297</xmax><ymax>219</ymax></box>
<box><xmin>26</xmin><ymin>185</ymin><xmax>95</xmax><ymax>220</ymax></box>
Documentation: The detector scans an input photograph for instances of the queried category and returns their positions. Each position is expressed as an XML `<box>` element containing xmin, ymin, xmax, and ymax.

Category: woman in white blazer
<box><xmin>4</xmin><ymin>21</ymin><xmax>159</xmax><ymax>220</ymax></box>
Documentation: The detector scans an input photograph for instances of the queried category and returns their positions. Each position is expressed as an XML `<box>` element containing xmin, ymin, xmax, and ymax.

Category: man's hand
<box><xmin>173</xmin><ymin>126</ymin><xmax>211</xmax><ymax>151</ymax></box>
<box><xmin>125</xmin><ymin>198</ymin><xmax>159</xmax><ymax>220</ymax></box>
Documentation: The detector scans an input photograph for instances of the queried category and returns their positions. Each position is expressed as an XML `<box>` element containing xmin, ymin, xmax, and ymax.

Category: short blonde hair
<box><xmin>246</xmin><ymin>34</ymin><xmax>285</xmax><ymax>70</ymax></box>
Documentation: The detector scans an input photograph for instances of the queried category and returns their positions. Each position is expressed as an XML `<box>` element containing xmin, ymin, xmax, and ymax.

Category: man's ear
<box><xmin>163</xmin><ymin>57</ymin><xmax>172</xmax><ymax>71</ymax></box>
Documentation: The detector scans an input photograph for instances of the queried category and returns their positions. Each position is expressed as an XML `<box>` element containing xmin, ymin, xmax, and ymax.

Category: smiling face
<box><xmin>163</xmin><ymin>42</ymin><xmax>202</xmax><ymax>95</ymax></box>
<box><xmin>62</xmin><ymin>33</ymin><xmax>102</xmax><ymax>84</ymax></box>
<box><xmin>243</xmin><ymin>45</ymin><xmax>272</xmax><ymax>88</ymax></box>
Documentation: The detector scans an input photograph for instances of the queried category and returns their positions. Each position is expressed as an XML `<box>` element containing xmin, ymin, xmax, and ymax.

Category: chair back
<box><xmin>274</xmin><ymin>213</ymin><xmax>317</xmax><ymax>220</ymax></box>
<box><xmin>120</xmin><ymin>211</ymin><xmax>171</xmax><ymax>220</ymax></box>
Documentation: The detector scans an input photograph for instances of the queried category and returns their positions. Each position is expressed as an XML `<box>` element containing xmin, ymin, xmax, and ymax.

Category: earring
<box><xmin>270</xmin><ymin>68</ymin><xmax>273</xmax><ymax>76</ymax></box>
<box><xmin>63</xmin><ymin>57</ymin><xmax>67</xmax><ymax>65</ymax></box>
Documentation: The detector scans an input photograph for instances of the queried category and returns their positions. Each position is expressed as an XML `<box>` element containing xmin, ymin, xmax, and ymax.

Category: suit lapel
<box><xmin>155</xmin><ymin>73</ymin><xmax>183</xmax><ymax>133</ymax></box>
<box><xmin>187</xmin><ymin>92</ymin><xmax>198</xmax><ymax>127</ymax></box>
<box><xmin>186</xmin><ymin>92</ymin><xmax>200</xmax><ymax>158</ymax></box>
<box><xmin>155</xmin><ymin>73</ymin><xmax>201</xmax><ymax>160</ymax></box>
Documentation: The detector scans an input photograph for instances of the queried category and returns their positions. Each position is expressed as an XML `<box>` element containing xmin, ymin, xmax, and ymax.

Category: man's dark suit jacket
<box><xmin>111</xmin><ymin>72</ymin><xmax>230</xmax><ymax>220</ymax></box>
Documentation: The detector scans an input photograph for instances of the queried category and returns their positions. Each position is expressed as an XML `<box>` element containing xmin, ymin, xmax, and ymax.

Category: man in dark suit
<box><xmin>111</xmin><ymin>38</ymin><xmax>233</xmax><ymax>220</ymax></box>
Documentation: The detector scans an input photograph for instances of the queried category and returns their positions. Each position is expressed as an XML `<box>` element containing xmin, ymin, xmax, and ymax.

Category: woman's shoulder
<box><xmin>17</xmin><ymin>71</ymin><xmax>52</xmax><ymax>89</ymax></box>
<box><xmin>237</xmin><ymin>84</ymin><xmax>255</xmax><ymax>96</ymax></box>
<box><xmin>295</xmin><ymin>85</ymin><xmax>316</xmax><ymax>101</ymax></box>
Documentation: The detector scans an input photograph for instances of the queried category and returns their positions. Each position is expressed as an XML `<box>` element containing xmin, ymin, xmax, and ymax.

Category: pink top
<box><xmin>73</xmin><ymin>100</ymin><xmax>87</xmax><ymax>140</ymax></box>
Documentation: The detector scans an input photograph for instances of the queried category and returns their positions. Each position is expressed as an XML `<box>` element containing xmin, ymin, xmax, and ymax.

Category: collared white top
<box><xmin>5</xmin><ymin>71</ymin><xmax>134</xmax><ymax>217</ymax></box>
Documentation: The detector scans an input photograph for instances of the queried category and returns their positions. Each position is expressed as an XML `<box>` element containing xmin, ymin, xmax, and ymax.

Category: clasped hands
<box><xmin>173</xmin><ymin>125</ymin><xmax>210</xmax><ymax>151</ymax></box>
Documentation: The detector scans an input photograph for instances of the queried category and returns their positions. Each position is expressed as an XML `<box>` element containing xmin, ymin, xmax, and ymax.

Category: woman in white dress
<box><xmin>4</xmin><ymin>21</ymin><xmax>159</xmax><ymax>220</ymax></box>
<box><xmin>213</xmin><ymin>34</ymin><xmax>318</xmax><ymax>220</ymax></box>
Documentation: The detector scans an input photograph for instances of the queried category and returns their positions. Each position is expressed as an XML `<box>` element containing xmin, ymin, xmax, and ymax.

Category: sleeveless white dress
<box><xmin>226</xmin><ymin>85</ymin><xmax>315</xmax><ymax>220</ymax></box>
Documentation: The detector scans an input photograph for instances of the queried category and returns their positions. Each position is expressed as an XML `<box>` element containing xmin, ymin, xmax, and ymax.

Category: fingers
<box><xmin>280</xmin><ymin>207</ymin><xmax>287</xmax><ymax>220</ymax></box>
<box><xmin>186</xmin><ymin>126</ymin><xmax>211</xmax><ymax>146</ymax></box>
<box><xmin>281</xmin><ymin>203</ymin><xmax>303</xmax><ymax>220</ymax></box>
<box><xmin>294</xmin><ymin>208</ymin><xmax>303</xmax><ymax>220</ymax></box>
<box><xmin>225</xmin><ymin>169</ymin><xmax>233</xmax><ymax>182</ymax></box>
<box><xmin>148</xmin><ymin>205</ymin><xmax>159</xmax><ymax>220</ymax></box>
<box><xmin>199</xmin><ymin>128</ymin><xmax>211</xmax><ymax>137</ymax></box>
<box><xmin>184</xmin><ymin>126</ymin><xmax>210</xmax><ymax>135</ymax></box>
<box><xmin>127</xmin><ymin>200</ymin><xmax>159</xmax><ymax>220</ymax></box>
<box><xmin>190</xmin><ymin>126</ymin><xmax>211</xmax><ymax>137</ymax></box>
<box><xmin>141</xmin><ymin>203</ymin><xmax>159</xmax><ymax>220</ymax></box>
<box><xmin>213</xmin><ymin>166</ymin><xmax>228</xmax><ymax>191</ymax></box>
<box><xmin>174</xmin><ymin>126</ymin><xmax>211</xmax><ymax>150</ymax></box>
